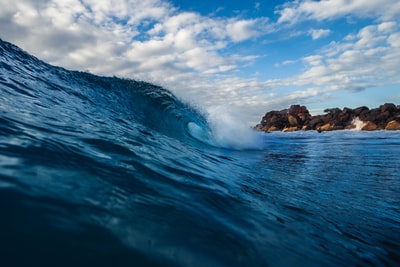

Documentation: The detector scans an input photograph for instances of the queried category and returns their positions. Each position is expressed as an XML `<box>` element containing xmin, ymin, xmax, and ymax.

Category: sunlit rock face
<box><xmin>386</xmin><ymin>120</ymin><xmax>400</xmax><ymax>130</ymax></box>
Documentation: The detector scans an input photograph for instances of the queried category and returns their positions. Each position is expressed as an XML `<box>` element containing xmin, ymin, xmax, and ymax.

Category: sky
<box><xmin>1</xmin><ymin>0</ymin><xmax>399</xmax><ymax>125</ymax></box>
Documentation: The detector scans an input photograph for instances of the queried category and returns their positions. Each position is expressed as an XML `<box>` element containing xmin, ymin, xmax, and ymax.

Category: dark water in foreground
<box><xmin>1</xmin><ymin>39</ymin><xmax>400</xmax><ymax>267</ymax></box>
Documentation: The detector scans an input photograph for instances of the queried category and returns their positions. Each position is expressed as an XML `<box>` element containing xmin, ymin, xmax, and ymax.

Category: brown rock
<box><xmin>288</xmin><ymin>114</ymin><xmax>300</xmax><ymax>127</ymax></box>
<box><xmin>331</xmin><ymin>125</ymin><xmax>346</xmax><ymax>130</ymax></box>
<box><xmin>301</xmin><ymin>125</ymin><xmax>309</xmax><ymax>130</ymax></box>
<box><xmin>317</xmin><ymin>123</ymin><xmax>333</xmax><ymax>132</ymax></box>
<box><xmin>354</xmin><ymin>106</ymin><xmax>369</xmax><ymax>116</ymax></box>
<box><xmin>288</xmin><ymin>105</ymin><xmax>308</xmax><ymax>116</ymax></box>
<box><xmin>307</xmin><ymin>116</ymin><xmax>324</xmax><ymax>129</ymax></box>
<box><xmin>380</xmin><ymin>103</ymin><xmax>397</xmax><ymax>114</ymax></box>
<box><xmin>360</xmin><ymin>109</ymin><xmax>379</xmax><ymax>122</ymax></box>
<box><xmin>287</xmin><ymin>105</ymin><xmax>310</xmax><ymax>127</ymax></box>
<box><xmin>283</xmin><ymin>126</ymin><xmax>298</xmax><ymax>132</ymax></box>
<box><xmin>362</xmin><ymin>121</ymin><xmax>378</xmax><ymax>131</ymax></box>
<box><xmin>385</xmin><ymin>120</ymin><xmax>400</xmax><ymax>130</ymax></box>
<box><xmin>260</xmin><ymin>110</ymin><xmax>288</xmax><ymax>131</ymax></box>
<box><xmin>334</xmin><ymin>108</ymin><xmax>354</xmax><ymax>127</ymax></box>
<box><xmin>345</xmin><ymin>124</ymin><xmax>356</xmax><ymax>130</ymax></box>
<box><xmin>267</xmin><ymin>126</ymin><xmax>280</xmax><ymax>132</ymax></box>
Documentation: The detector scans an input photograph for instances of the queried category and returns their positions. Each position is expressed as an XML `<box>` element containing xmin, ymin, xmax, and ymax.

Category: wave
<box><xmin>0</xmin><ymin>38</ymin><xmax>261</xmax><ymax>150</ymax></box>
<box><xmin>0</xmin><ymin>38</ymin><xmax>267</xmax><ymax>266</ymax></box>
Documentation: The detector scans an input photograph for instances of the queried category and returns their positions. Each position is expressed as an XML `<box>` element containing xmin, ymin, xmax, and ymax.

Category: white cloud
<box><xmin>275</xmin><ymin>59</ymin><xmax>298</xmax><ymax>67</ymax></box>
<box><xmin>283</xmin><ymin>21</ymin><xmax>400</xmax><ymax>92</ymax></box>
<box><xmin>226</xmin><ymin>18</ymin><xmax>270</xmax><ymax>42</ymax></box>
<box><xmin>277</xmin><ymin>0</ymin><xmax>400</xmax><ymax>23</ymax></box>
<box><xmin>0</xmin><ymin>0</ymin><xmax>270</xmax><ymax>77</ymax></box>
<box><xmin>378</xmin><ymin>21</ymin><xmax>397</xmax><ymax>33</ymax></box>
<box><xmin>309</xmin><ymin>29</ymin><xmax>331</xmax><ymax>40</ymax></box>
<box><xmin>388</xmin><ymin>32</ymin><xmax>400</xmax><ymax>47</ymax></box>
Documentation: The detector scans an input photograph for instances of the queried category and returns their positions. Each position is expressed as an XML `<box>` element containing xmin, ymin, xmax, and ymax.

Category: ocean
<box><xmin>1</xmin><ymin>39</ymin><xmax>399</xmax><ymax>267</ymax></box>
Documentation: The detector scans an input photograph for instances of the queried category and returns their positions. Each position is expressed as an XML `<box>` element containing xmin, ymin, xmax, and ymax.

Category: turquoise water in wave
<box><xmin>1</xmin><ymin>39</ymin><xmax>400</xmax><ymax>267</ymax></box>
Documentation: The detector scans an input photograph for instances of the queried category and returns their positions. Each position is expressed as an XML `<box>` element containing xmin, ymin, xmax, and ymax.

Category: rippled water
<box><xmin>1</xmin><ymin>39</ymin><xmax>400</xmax><ymax>266</ymax></box>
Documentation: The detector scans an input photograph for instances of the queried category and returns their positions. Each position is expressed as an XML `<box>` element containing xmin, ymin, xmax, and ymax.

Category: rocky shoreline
<box><xmin>256</xmin><ymin>103</ymin><xmax>400</xmax><ymax>132</ymax></box>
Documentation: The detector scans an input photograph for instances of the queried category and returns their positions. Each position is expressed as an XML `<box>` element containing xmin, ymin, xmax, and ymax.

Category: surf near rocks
<box><xmin>256</xmin><ymin>103</ymin><xmax>400</xmax><ymax>132</ymax></box>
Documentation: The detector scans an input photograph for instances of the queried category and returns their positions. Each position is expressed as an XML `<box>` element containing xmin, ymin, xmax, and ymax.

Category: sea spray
<box><xmin>350</xmin><ymin>116</ymin><xmax>366</xmax><ymax>130</ymax></box>
<box><xmin>205</xmin><ymin>106</ymin><xmax>264</xmax><ymax>150</ymax></box>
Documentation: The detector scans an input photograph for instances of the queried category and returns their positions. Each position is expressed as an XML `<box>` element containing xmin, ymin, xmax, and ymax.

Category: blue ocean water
<box><xmin>1</xmin><ymin>38</ymin><xmax>399</xmax><ymax>267</ymax></box>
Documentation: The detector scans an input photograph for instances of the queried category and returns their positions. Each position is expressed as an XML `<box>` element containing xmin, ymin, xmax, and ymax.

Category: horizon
<box><xmin>1</xmin><ymin>0</ymin><xmax>399</xmax><ymax>124</ymax></box>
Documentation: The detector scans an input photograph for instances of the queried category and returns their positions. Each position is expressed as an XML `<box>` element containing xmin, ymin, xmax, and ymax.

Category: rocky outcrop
<box><xmin>257</xmin><ymin>105</ymin><xmax>312</xmax><ymax>132</ymax></box>
<box><xmin>256</xmin><ymin>103</ymin><xmax>400</xmax><ymax>132</ymax></box>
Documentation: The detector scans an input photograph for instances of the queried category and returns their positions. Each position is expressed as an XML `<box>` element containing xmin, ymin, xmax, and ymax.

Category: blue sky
<box><xmin>1</xmin><ymin>0</ymin><xmax>399</xmax><ymax>124</ymax></box>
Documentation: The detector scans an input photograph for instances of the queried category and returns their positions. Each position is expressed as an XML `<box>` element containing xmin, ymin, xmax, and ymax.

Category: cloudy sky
<box><xmin>1</xmin><ymin>0</ymin><xmax>399</xmax><ymax>124</ymax></box>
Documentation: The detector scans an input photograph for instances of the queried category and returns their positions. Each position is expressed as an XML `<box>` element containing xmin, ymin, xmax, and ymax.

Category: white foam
<box><xmin>205</xmin><ymin>106</ymin><xmax>264</xmax><ymax>150</ymax></box>
<box><xmin>351</xmin><ymin>117</ymin><xmax>366</xmax><ymax>130</ymax></box>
